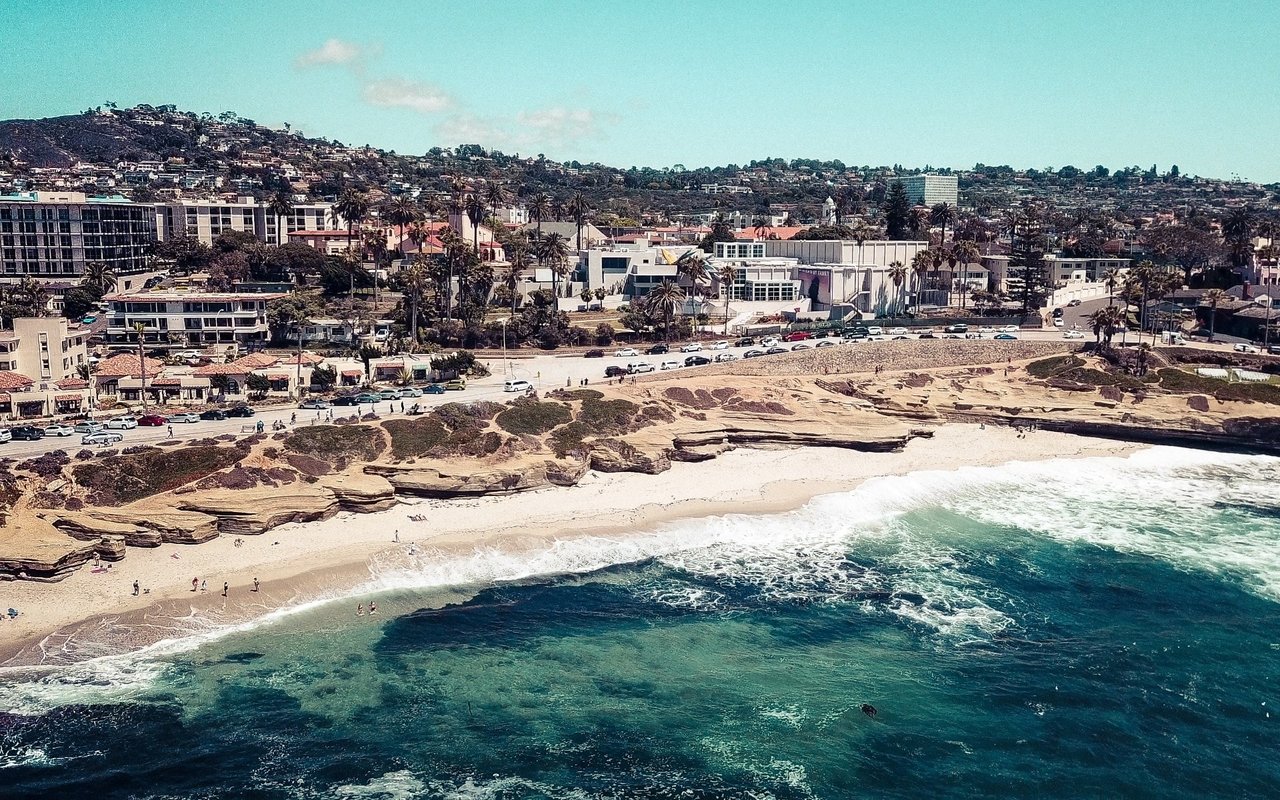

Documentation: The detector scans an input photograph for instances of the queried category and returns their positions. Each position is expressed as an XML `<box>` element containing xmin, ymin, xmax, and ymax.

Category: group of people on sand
<box><xmin>187</xmin><ymin>576</ymin><xmax>260</xmax><ymax>597</ymax></box>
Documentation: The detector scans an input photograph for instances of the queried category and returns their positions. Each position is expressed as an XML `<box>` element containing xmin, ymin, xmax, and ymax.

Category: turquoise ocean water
<box><xmin>1</xmin><ymin>446</ymin><xmax>1278</xmax><ymax>799</ymax></box>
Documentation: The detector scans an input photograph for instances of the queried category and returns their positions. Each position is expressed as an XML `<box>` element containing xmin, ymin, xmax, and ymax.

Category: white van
<box><xmin>503</xmin><ymin>379</ymin><xmax>533</xmax><ymax>393</ymax></box>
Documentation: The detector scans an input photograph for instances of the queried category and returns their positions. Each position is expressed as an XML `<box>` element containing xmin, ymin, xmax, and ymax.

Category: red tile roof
<box><xmin>340</xmin><ymin>369</ymin><xmax>362</xmax><ymax>377</ymax></box>
<box><xmin>55</xmin><ymin>378</ymin><xmax>88</xmax><ymax>389</ymax></box>
<box><xmin>0</xmin><ymin>371</ymin><xmax>34</xmax><ymax>390</ymax></box>
<box><xmin>55</xmin><ymin>393</ymin><xmax>83</xmax><ymax>402</ymax></box>
<box><xmin>735</xmin><ymin>226</ymin><xmax>806</xmax><ymax>240</ymax></box>
<box><xmin>150</xmin><ymin>377</ymin><xmax>182</xmax><ymax>386</ymax></box>
<box><xmin>193</xmin><ymin>363</ymin><xmax>249</xmax><ymax>376</ymax></box>
<box><xmin>279</xmin><ymin>352</ymin><xmax>324</xmax><ymax>365</ymax></box>
<box><xmin>95</xmin><ymin>353</ymin><xmax>165</xmax><ymax>378</ymax></box>
<box><xmin>232</xmin><ymin>353</ymin><xmax>281</xmax><ymax>369</ymax></box>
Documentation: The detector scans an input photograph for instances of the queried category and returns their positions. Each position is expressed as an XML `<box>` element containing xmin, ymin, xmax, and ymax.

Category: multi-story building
<box><xmin>0</xmin><ymin>317</ymin><xmax>90</xmax><ymax>382</ymax></box>
<box><xmin>900</xmin><ymin>174</ymin><xmax>959</xmax><ymax>207</ymax></box>
<box><xmin>0</xmin><ymin>191</ymin><xmax>156</xmax><ymax>281</ymax></box>
<box><xmin>101</xmin><ymin>289</ymin><xmax>285</xmax><ymax>347</ymax></box>
<box><xmin>155</xmin><ymin>198</ymin><xmax>341</xmax><ymax>246</ymax></box>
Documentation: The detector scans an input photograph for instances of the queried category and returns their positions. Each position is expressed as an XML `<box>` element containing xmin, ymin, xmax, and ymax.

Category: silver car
<box><xmin>82</xmin><ymin>431</ymin><xmax>124</xmax><ymax>446</ymax></box>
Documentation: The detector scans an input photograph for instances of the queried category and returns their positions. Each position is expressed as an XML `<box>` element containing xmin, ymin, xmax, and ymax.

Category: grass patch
<box><xmin>382</xmin><ymin>418</ymin><xmax>449</xmax><ymax>460</ymax></box>
<box><xmin>1027</xmin><ymin>355</ymin><xmax>1084</xmax><ymax>379</ymax></box>
<box><xmin>560</xmin><ymin>389</ymin><xmax>604</xmax><ymax>401</ymax></box>
<box><xmin>1158</xmin><ymin>368</ymin><xmax>1280</xmax><ymax>405</ymax></box>
<box><xmin>579</xmin><ymin>396</ymin><xmax>640</xmax><ymax>436</ymax></box>
<box><xmin>549</xmin><ymin>421</ymin><xmax>591</xmax><ymax>458</ymax></box>
<box><xmin>495</xmin><ymin>400</ymin><xmax>572</xmax><ymax>435</ymax></box>
<box><xmin>283</xmin><ymin>424</ymin><xmax>386</xmax><ymax>464</ymax></box>
<box><xmin>72</xmin><ymin>445</ymin><xmax>243</xmax><ymax>505</ymax></box>
<box><xmin>1058</xmin><ymin>367</ymin><xmax>1149</xmax><ymax>391</ymax></box>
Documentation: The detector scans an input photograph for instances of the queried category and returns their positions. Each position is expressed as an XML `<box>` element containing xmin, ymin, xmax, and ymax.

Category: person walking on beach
<box><xmin>192</xmin><ymin>577</ymin><xmax>198</xmax><ymax>592</ymax></box>
<box><xmin>200</xmin><ymin>579</ymin><xmax>207</xmax><ymax>592</ymax></box>
<box><xmin>167</xmin><ymin>424</ymin><xmax>173</xmax><ymax>438</ymax></box>
<box><xmin>394</xmin><ymin>530</ymin><xmax>399</xmax><ymax>543</ymax></box>
<box><xmin>133</xmin><ymin>580</ymin><xmax>140</xmax><ymax>596</ymax></box>
<box><xmin>222</xmin><ymin>581</ymin><xmax>228</xmax><ymax>597</ymax></box>
<box><xmin>290</xmin><ymin>412</ymin><xmax>296</xmax><ymax>425</ymax></box>
<box><xmin>253</xmin><ymin>577</ymin><xmax>260</xmax><ymax>592</ymax></box>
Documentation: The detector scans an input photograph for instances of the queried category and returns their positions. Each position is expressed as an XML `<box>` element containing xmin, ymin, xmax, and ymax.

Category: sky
<box><xmin>2</xmin><ymin>0</ymin><xmax>1278</xmax><ymax>182</ymax></box>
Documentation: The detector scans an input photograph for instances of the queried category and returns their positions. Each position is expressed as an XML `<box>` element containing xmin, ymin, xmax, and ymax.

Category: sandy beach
<box><xmin>0</xmin><ymin>424</ymin><xmax>1139</xmax><ymax>666</ymax></box>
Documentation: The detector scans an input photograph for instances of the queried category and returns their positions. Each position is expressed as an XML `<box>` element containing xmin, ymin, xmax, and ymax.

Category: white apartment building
<box><xmin>102</xmin><ymin>290</ymin><xmax>286</xmax><ymax>347</ymax></box>
<box><xmin>1044</xmin><ymin>255</ymin><xmax>1131</xmax><ymax>285</ymax></box>
<box><xmin>900</xmin><ymin>174</ymin><xmax>959</xmax><ymax>207</ymax></box>
<box><xmin>0</xmin><ymin>191</ymin><xmax>157</xmax><ymax>281</ymax></box>
<box><xmin>155</xmin><ymin>198</ymin><xmax>341</xmax><ymax>246</ymax></box>
<box><xmin>0</xmin><ymin>317</ymin><xmax>90</xmax><ymax>383</ymax></box>
<box><xmin>493</xmin><ymin>205</ymin><xmax>529</xmax><ymax>225</ymax></box>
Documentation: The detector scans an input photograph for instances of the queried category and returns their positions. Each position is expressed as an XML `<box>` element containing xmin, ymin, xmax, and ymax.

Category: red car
<box><xmin>783</xmin><ymin>331</ymin><xmax>812</xmax><ymax>342</ymax></box>
<box><xmin>137</xmin><ymin>414</ymin><xmax>168</xmax><ymax>426</ymax></box>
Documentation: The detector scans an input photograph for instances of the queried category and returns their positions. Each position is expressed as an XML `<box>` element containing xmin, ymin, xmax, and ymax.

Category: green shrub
<box><xmin>382</xmin><ymin>418</ymin><xmax>449</xmax><ymax>460</ymax></box>
<box><xmin>1158</xmin><ymin>368</ymin><xmax>1280</xmax><ymax>405</ymax></box>
<box><xmin>578</xmin><ymin>397</ymin><xmax>640</xmax><ymax>436</ymax></box>
<box><xmin>1026</xmin><ymin>355</ymin><xmax>1084</xmax><ymax>379</ymax></box>
<box><xmin>549</xmin><ymin>421</ymin><xmax>591</xmax><ymax>457</ymax></box>
<box><xmin>495</xmin><ymin>400</ymin><xmax>572</xmax><ymax>435</ymax></box>
<box><xmin>72</xmin><ymin>446</ymin><xmax>243</xmax><ymax>505</ymax></box>
<box><xmin>560</xmin><ymin>389</ymin><xmax>604</xmax><ymax>401</ymax></box>
<box><xmin>283</xmin><ymin>424</ymin><xmax>386</xmax><ymax>463</ymax></box>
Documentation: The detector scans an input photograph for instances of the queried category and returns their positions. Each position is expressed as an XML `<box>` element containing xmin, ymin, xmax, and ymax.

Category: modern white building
<box><xmin>0</xmin><ymin>191</ymin><xmax>157</xmax><ymax>281</ymax></box>
<box><xmin>1044</xmin><ymin>255</ymin><xmax>1131</xmax><ymax>285</ymax></box>
<box><xmin>900</xmin><ymin>174</ymin><xmax>959</xmax><ymax>207</ymax></box>
<box><xmin>101</xmin><ymin>289</ymin><xmax>286</xmax><ymax>347</ymax></box>
<box><xmin>155</xmin><ymin>198</ymin><xmax>341</xmax><ymax>246</ymax></box>
<box><xmin>0</xmin><ymin>316</ymin><xmax>90</xmax><ymax>383</ymax></box>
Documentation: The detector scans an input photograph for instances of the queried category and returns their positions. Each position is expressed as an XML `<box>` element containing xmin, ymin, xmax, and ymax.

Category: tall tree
<box><xmin>382</xmin><ymin>196</ymin><xmax>421</xmax><ymax>255</ymax></box>
<box><xmin>887</xmin><ymin>261</ymin><xmax>907</xmax><ymax>315</ymax></box>
<box><xmin>333</xmin><ymin>187</ymin><xmax>370</xmax><ymax>262</ymax></box>
<box><xmin>676</xmin><ymin>250</ymin><xmax>709</xmax><ymax>301</ymax></box>
<box><xmin>464</xmin><ymin>194</ymin><xmax>486</xmax><ymax>254</ymax></box>
<box><xmin>717</xmin><ymin>263</ymin><xmax>738</xmax><ymax>334</ymax></box>
<box><xmin>527</xmin><ymin>192</ymin><xmax>551</xmax><ymax>239</ymax></box>
<box><xmin>1201</xmin><ymin>288</ymin><xmax>1228</xmax><ymax>341</ymax></box>
<box><xmin>483</xmin><ymin>183</ymin><xmax>508</xmax><ymax>228</ymax></box>
<box><xmin>643</xmin><ymin>279</ymin><xmax>686</xmax><ymax>342</ymax></box>
<box><xmin>1008</xmin><ymin>204</ymin><xmax>1048</xmax><ymax>315</ymax></box>
<box><xmin>506</xmin><ymin>238</ymin><xmax>532</xmax><ymax>316</ymax></box>
<box><xmin>952</xmin><ymin>240</ymin><xmax>981</xmax><ymax>308</ymax></box>
<box><xmin>930</xmin><ymin>202</ymin><xmax>955</xmax><ymax>246</ymax></box>
<box><xmin>910</xmin><ymin>250</ymin><xmax>934</xmax><ymax>311</ymax></box>
<box><xmin>1222</xmin><ymin>206</ymin><xmax>1255</xmax><ymax>269</ymax></box>
<box><xmin>566</xmin><ymin>192</ymin><xmax>589</xmax><ymax>253</ymax></box>
<box><xmin>83</xmin><ymin>261</ymin><xmax>117</xmax><ymax>296</ymax></box>
<box><xmin>883</xmin><ymin>183</ymin><xmax>912</xmax><ymax>240</ymax></box>
<box><xmin>534</xmin><ymin>231</ymin><xmax>569</xmax><ymax>298</ymax></box>
<box><xmin>267</xmin><ymin>291</ymin><xmax>321</xmax><ymax>395</ymax></box>
<box><xmin>267</xmin><ymin>189</ymin><xmax>294</xmax><ymax>246</ymax></box>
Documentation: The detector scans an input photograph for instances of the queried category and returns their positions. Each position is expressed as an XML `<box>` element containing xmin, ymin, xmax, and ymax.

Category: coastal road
<box><xmin>2</xmin><ymin>327</ymin><xmax>1264</xmax><ymax>460</ymax></box>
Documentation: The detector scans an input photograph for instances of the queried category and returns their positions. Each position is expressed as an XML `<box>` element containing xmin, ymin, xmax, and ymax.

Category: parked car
<box><xmin>1063</xmin><ymin>330</ymin><xmax>1086</xmax><ymax>339</ymax></box>
<box><xmin>783</xmin><ymin>331</ymin><xmax>812</xmax><ymax>342</ymax></box>
<box><xmin>614</xmin><ymin>347</ymin><xmax>640</xmax><ymax>358</ymax></box>
<box><xmin>73</xmin><ymin>421</ymin><xmax>104</xmax><ymax>434</ymax></box>
<box><xmin>816</xmin><ymin>340</ymin><xmax>836</xmax><ymax>348</ymax></box>
<box><xmin>994</xmin><ymin>333</ymin><xmax>1019</xmax><ymax>340</ymax></box>
<box><xmin>1053</xmin><ymin>318</ymin><xmax>1065</xmax><ymax>327</ymax></box>
<box><xmin>137</xmin><ymin>414</ymin><xmax>168</xmax><ymax>426</ymax></box>
<box><xmin>331</xmin><ymin>395</ymin><xmax>360</xmax><ymax>406</ymax></box>
<box><xmin>1052</xmin><ymin>308</ymin><xmax>1064</xmax><ymax>318</ymax></box>
<box><xmin>0</xmin><ymin>428</ymin><xmax>11</xmax><ymax>443</ymax></box>
<box><xmin>709</xmin><ymin>341</ymin><xmax>729</xmax><ymax>350</ymax></box>
<box><xmin>743</xmin><ymin>349</ymin><xmax>766</xmax><ymax>358</ymax></box>
<box><xmin>1269</xmin><ymin>345</ymin><xmax>1280</xmax><ymax>355</ymax></box>
<box><xmin>628</xmin><ymin>362</ymin><xmax>656</xmax><ymax>373</ymax></box>
<box><xmin>106</xmin><ymin>416</ymin><xmax>138</xmax><ymax>430</ymax></box>
<box><xmin>299</xmin><ymin>399</ymin><xmax>331</xmax><ymax>410</ymax></box>
<box><xmin>173</xmin><ymin>350</ymin><xmax>202</xmax><ymax>360</ymax></box>
<box><xmin>605</xmin><ymin>365</ymin><xmax>629</xmax><ymax>378</ymax></box>
<box><xmin>199</xmin><ymin>409</ymin><xmax>228</xmax><ymax>421</ymax></box>
<box><xmin>444</xmin><ymin>379</ymin><xmax>466</xmax><ymax>391</ymax></box>
<box><xmin>999</xmin><ymin>325</ymin><xmax>1019</xmax><ymax>333</ymax></box>
<box><xmin>734</xmin><ymin>337</ymin><xmax>755</xmax><ymax>347</ymax></box>
<box><xmin>226</xmin><ymin>405</ymin><xmax>255</xmax><ymax>418</ymax></box>
<box><xmin>760</xmin><ymin>336</ymin><xmax>782</xmax><ymax>348</ymax></box>
<box><xmin>918</xmin><ymin>332</ymin><xmax>937</xmax><ymax>339</ymax></box>
<box><xmin>791</xmin><ymin>343</ymin><xmax>812</xmax><ymax>351</ymax></box>
<box><xmin>504</xmin><ymin>379</ymin><xmax>533</xmax><ymax>392</ymax></box>
<box><xmin>944</xmin><ymin>324</ymin><xmax>969</xmax><ymax>334</ymax></box>
<box><xmin>1234</xmin><ymin>343</ymin><xmax>1260</xmax><ymax>353</ymax></box>
<box><xmin>584</xmin><ymin>349</ymin><xmax>605</xmax><ymax>358</ymax></box>
<box><xmin>10</xmin><ymin>426</ymin><xmax>43</xmax><ymax>441</ymax></box>
<box><xmin>354</xmin><ymin>393</ymin><xmax>382</xmax><ymax>404</ymax></box>
<box><xmin>646</xmin><ymin>343</ymin><xmax>670</xmax><ymax>355</ymax></box>
<box><xmin>424</xmin><ymin>384</ymin><xmax>447</xmax><ymax>394</ymax></box>
<box><xmin>400</xmin><ymin>388</ymin><xmax>422</xmax><ymax>398</ymax></box>
<box><xmin>684</xmin><ymin>355</ymin><xmax>712</xmax><ymax>366</ymax></box>
<box><xmin>680</xmin><ymin>342</ymin><xmax>703</xmax><ymax>352</ymax></box>
<box><xmin>169</xmin><ymin>412</ymin><xmax>201</xmax><ymax>423</ymax></box>
<box><xmin>713</xmin><ymin>353</ymin><xmax>738</xmax><ymax>362</ymax></box>
<box><xmin>887</xmin><ymin>327</ymin><xmax>908</xmax><ymax>336</ymax></box>
<box><xmin>866</xmin><ymin>326</ymin><xmax>884</xmax><ymax>336</ymax></box>
<box><xmin>766</xmin><ymin>346</ymin><xmax>789</xmax><ymax>355</ymax></box>
<box><xmin>43</xmin><ymin>424</ymin><xmax>75</xmax><ymax>437</ymax></box>
<box><xmin>842</xmin><ymin>327</ymin><xmax>869</xmax><ymax>340</ymax></box>
<box><xmin>979</xmin><ymin>325</ymin><xmax>996</xmax><ymax>333</ymax></box>
<box><xmin>1067</xmin><ymin>298</ymin><xmax>1082</xmax><ymax>307</ymax></box>
<box><xmin>659</xmin><ymin>360</ymin><xmax>682</xmax><ymax>370</ymax></box>
<box><xmin>82</xmin><ymin>431</ymin><xmax>124</xmax><ymax>446</ymax></box>
<box><xmin>377</xmin><ymin>388</ymin><xmax>402</xmax><ymax>400</ymax></box>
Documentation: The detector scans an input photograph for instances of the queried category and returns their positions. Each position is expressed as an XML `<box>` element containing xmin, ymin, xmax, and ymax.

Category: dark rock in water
<box><xmin>893</xmin><ymin>591</ymin><xmax>927</xmax><ymax>606</ymax></box>
<box><xmin>852</xmin><ymin>591</ymin><xmax>894</xmax><ymax>602</ymax></box>
<box><xmin>0</xmin><ymin>711</ymin><xmax>28</xmax><ymax>731</ymax></box>
<box><xmin>222</xmin><ymin>652</ymin><xmax>266</xmax><ymax>664</ymax></box>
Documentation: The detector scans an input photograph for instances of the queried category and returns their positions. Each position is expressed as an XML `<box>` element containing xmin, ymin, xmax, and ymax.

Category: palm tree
<box><xmin>753</xmin><ymin>217</ymin><xmax>771</xmax><ymax>240</ymax></box>
<box><xmin>401</xmin><ymin>260</ymin><xmax>429</xmax><ymax>346</ymax></box>
<box><xmin>849</xmin><ymin>219</ymin><xmax>877</xmax><ymax>266</ymax></box>
<box><xmin>1101</xmin><ymin>267</ymin><xmax>1121</xmax><ymax>306</ymax></box>
<box><xmin>909</xmin><ymin>207</ymin><xmax>931</xmax><ymax>239</ymax></box>
<box><xmin>1201</xmin><ymin>288</ymin><xmax>1228</xmax><ymax>342</ymax></box>
<box><xmin>676</xmin><ymin>250</ymin><xmax>709</xmax><ymax>302</ymax></box>
<box><xmin>464</xmin><ymin>194</ymin><xmax>486</xmax><ymax>254</ymax></box>
<box><xmin>887</xmin><ymin>261</ymin><xmax>907</xmax><ymax>315</ymax></box>
<box><xmin>643</xmin><ymin>279</ymin><xmax>686</xmax><ymax>342</ymax></box>
<box><xmin>1222</xmin><ymin>206</ymin><xmax>1255</xmax><ymax>269</ymax></box>
<box><xmin>132</xmin><ymin>321</ymin><xmax>149</xmax><ymax>411</ymax></box>
<box><xmin>528</xmin><ymin>192</ymin><xmax>551</xmax><ymax>239</ymax></box>
<box><xmin>1088</xmin><ymin>305</ymin><xmax>1125</xmax><ymax>350</ymax></box>
<box><xmin>535</xmin><ymin>231</ymin><xmax>569</xmax><ymax>299</ymax></box>
<box><xmin>952</xmin><ymin>240</ymin><xmax>981</xmax><ymax>308</ymax></box>
<box><xmin>717</xmin><ymin>263</ymin><xmax>738</xmax><ymax>334</ymax></box>
<box><xmin>333</xmin><ymin>188</ymin><xmax>370</xmax><ymax>266</ymax></box>
<box><xmin>566</xmin><ymin>192</ymin><xmax>589</xmax><ymax>253</ymax></box>
<box><xmin>484</xmin><ymin>183</ymin><xmax>507</xmax><ymax>228</ymax></box>
<box><xmin>506</xmin><ymin>239</ymin><xmax>532</xmax><ymax>315</ymax></box>
<box><xmin>930</xmin><ymin>202</ymin><xmax>955</xmax><ymax>246</ymax></box>
<box><xmin>382</xmin><ymin>196</ymin><xmax>421</xmax><ymax>255</ymax></box>
<box><xmin>83</xmin><ymin>261</ymin><xmax>117</xmax><ymax>296</ymax></box>
<box><xmin>267</xmin><ymin>189</ymin><xmax>294</xmax><ymax>246</ymax></box>
<box><xmin>911</xmin><ymin>250</ymin><xmax>933</xmax><ymax>311</ymax></box>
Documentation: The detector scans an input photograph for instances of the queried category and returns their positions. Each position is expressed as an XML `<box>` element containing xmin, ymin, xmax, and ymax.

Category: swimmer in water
<box><xmin>357</xmin><ymin>604</ymin><xmax>365</xmax><ymax>616</ymax></box>
<box><xmin>861</xmin><ymin>703</ymin><xmax>877</xmax><ymax>718</ymax></box>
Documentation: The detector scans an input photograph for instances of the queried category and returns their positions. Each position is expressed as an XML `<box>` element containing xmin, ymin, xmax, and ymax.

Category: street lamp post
<box><xmin>1257</xmin><ymin>295</ymin><xmax>1272</xmax><ymax>350</ymax></box>
<box><xmin>499</xmin><ymin>318</ymin><xmax>509</xmax><ymax>377</ymax></box>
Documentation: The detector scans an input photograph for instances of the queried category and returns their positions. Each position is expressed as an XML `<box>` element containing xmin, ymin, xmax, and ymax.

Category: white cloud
<box><xmin>295</xmin><ymin>38</ymin><xmax>365</xmax><ymax>68</ymax></box>
<box><xmin>363</xmin><ymin>78</ymin><xmax>454</xmax><ymax>114</ymax></box>
<box><xmin>435</xmin><ymin>107</ymin><xmax>611</xmax><ymax>153</ymax></box>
